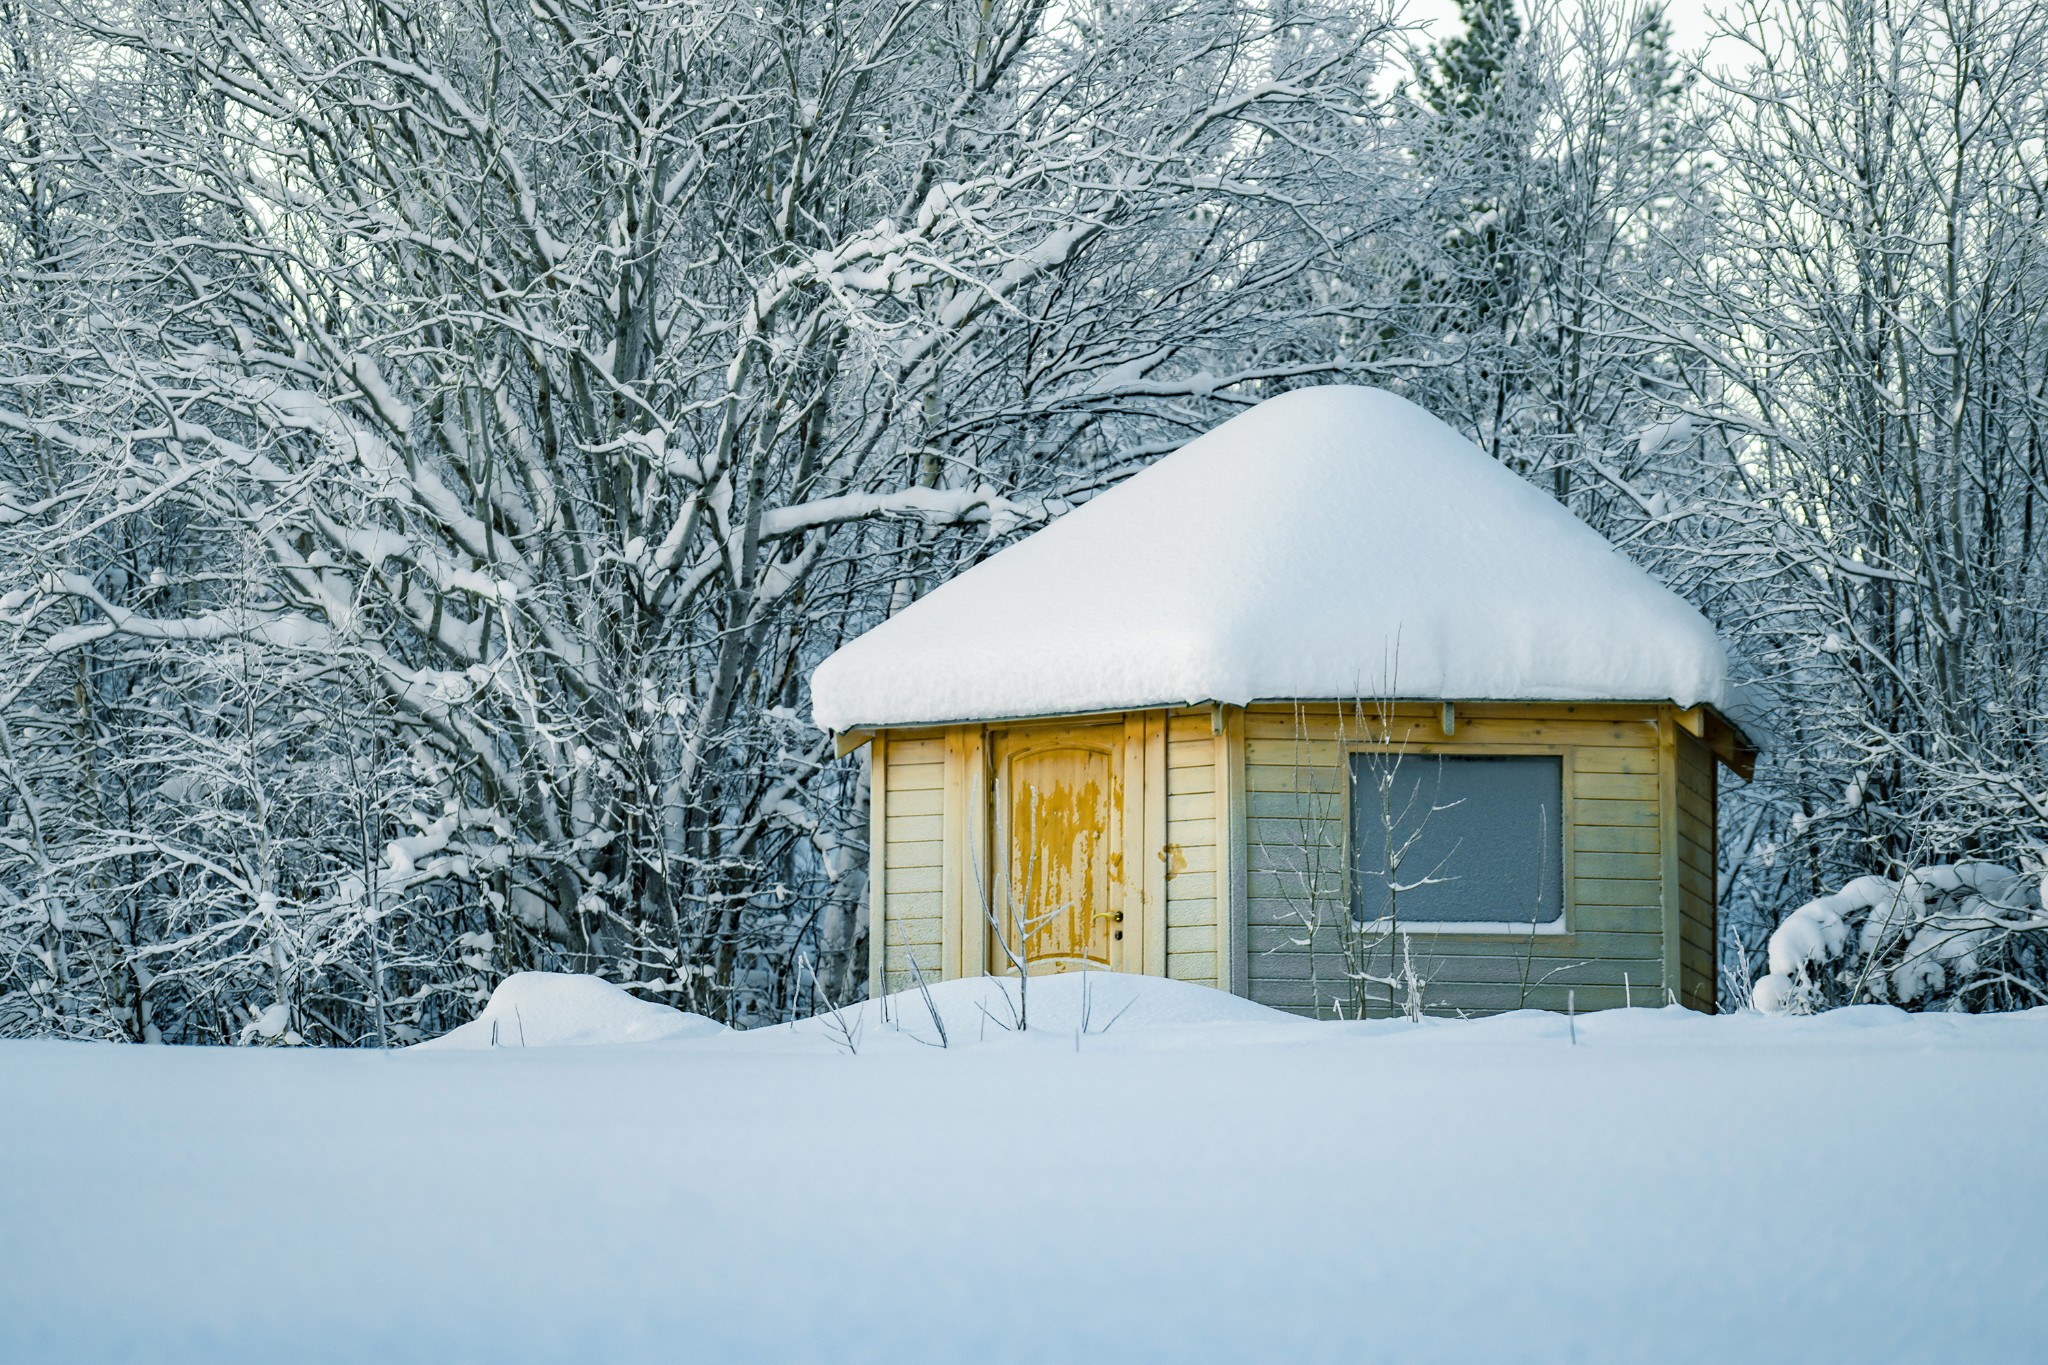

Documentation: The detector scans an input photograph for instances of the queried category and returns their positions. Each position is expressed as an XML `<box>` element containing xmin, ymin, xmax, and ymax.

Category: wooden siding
<box><xmin>876</xmin><ymin>732</ymin><xmax>947</xmax><ymax>995</ymax></box>
<box><xmin>1164</xmin><ymin>708</ymin><xmax>1221</xmax><ymax>988</ymax></box>
<box><xmin>1241</xmin><ymin>702</ymin><xmax>1674</xmax><ymax>1018</ymax></box>
<box><xmin>869</xmin><ymin>699</ymin><xmax>1714</xmax><ymax>1017</ymax></box>
<box><xmin>1675</xmin><ymin>726</ymin><xmax>1718</xmax><ymax>1011</ymax></box>
<box><xmin>874</xmin><ymin>713</ymin><xmax>1173</xmax><ymax>994</ymax></box>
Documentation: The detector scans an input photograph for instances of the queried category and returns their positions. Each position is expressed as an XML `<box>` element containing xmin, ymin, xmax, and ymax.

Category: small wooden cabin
<box><xmin>813</xmin><ymin>388</ymin><xmax>1757</xmax><ymax>1018</ymax></box>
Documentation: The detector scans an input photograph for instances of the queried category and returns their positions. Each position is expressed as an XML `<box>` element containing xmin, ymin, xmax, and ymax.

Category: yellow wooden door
<box><xmin>990</xmin><ymin>726</ymin><xmax>1125</xmax><ymax>974</ymax></box>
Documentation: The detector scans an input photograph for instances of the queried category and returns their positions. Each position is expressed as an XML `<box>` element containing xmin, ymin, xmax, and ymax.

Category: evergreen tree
<box><xmin>1405</xmin><ymin>0</ymin><xmax>1539</xmax><ymax>466</ymax></box>
<box><xmin>1420</xmin><ymin>0</ymin><xmax>1527</xmax><ymax>118</ymax></box>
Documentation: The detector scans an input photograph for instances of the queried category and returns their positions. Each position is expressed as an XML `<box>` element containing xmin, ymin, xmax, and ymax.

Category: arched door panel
<box><xmin>989</xmin><ymin>728</ymin><xmax>1124</xmax><ymax>975</ymax></box>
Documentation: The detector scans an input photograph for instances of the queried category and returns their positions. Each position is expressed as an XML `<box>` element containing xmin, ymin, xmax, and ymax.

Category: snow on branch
<box><xmin>759</xmin><ymin>485</ymin><xmax>1046</xmax><ymax>540</ymax></box>
<box><xmin>1753</xmin><ymin>864</ymin><xmax>2048</xmax><ymax>1014</ymax></box>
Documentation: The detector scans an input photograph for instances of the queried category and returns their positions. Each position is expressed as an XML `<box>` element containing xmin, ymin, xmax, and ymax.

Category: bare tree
<box><xmin>1658</xmin><ymin>0</ymin><xmax>2048</xmax><ymax>1002</ymax></box>
<box><xmin>0</xmin><ymin>0</ymin><xmax>1409</xmax><ymax>1037</ymax></box>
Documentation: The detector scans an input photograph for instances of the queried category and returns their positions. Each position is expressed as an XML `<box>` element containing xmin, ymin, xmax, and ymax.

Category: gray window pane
<box><xmin>1350</xmin><ymin>754</ymin><xmax>1564</xmax><ymax>924</ymax></box>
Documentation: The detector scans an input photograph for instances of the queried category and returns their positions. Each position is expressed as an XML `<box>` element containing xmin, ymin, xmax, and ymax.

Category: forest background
<box><xmin>4</xmin><ymin>0</ymin><xmax>2045</xmax><ymax>1042</ymax></box>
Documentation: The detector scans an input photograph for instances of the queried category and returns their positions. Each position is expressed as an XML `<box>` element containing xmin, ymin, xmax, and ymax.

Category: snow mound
<box><xmin>1752</xmin><ymin>863</ymin><xmax>2048</xmax><ymax>1013</ymax></box>
<box><xmin>750</xmin><ymin>971</ymin><xmax>1312</xmax><ymax>1054</ymax></box>
<box><xmin>812</xmin><ymin>385</ymin><xmax>1732</xmax><ymax>730</ymax></box>
<box><xmin>891</xmin><ymin>970</ymin><xmax>1297</xmax><ymax>1030</ymax></box>
<box><xmin>417</xmin><ymin>972</ymin><xmax>729</xmax><ymax>1049</ymax></box>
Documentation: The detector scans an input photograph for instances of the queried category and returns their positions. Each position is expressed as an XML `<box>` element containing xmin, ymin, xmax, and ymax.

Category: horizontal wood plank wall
<box><xmin>878</xmin><ymin>729</ymin><xmax>947</xmax><ymax>994</ymax></box>
<box><xmin>880</xmin><ymin>709</ymin><xmax>1217</xmax><ymax>989</ymax></box>
<box><xmin>1163</xmin><ymin>708</ymin><xmax>1221</xmax><ymax>987</ymax></box>
<box><xmin>1242</xmin><ymin>702</ymin><xmax>1672</xmax><ymax>1017</ymax></box>
<box><xmin>1675</xmin><ymin>726</ymin><xmax>1718</xmax><ymax>1012</ymax></box>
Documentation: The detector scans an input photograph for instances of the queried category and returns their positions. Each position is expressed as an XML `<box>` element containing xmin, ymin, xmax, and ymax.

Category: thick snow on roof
<box><xmin>812</xmin><ymin>385</ymin><xmax>1731</xmax><ymax>730</ymax></box>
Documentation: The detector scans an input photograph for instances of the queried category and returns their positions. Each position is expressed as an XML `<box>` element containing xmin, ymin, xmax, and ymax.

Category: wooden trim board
<box><xmin>867</xmin><ymin>733</ymin><xmax>888</xmax><ymax>1001</ymax></box>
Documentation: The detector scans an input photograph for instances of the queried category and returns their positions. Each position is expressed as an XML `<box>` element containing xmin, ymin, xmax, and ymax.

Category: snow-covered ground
<box><xmin>4</xmin><ymin>974</ymin><xmax>2045</xmax><ymax>1364</ymax></box>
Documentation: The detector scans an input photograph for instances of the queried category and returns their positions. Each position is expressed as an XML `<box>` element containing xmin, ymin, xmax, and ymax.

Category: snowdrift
<box><xmin>421</xmin><ymin>971</ymin><xmax>1301</xmax><ymax>1054</ymax></box>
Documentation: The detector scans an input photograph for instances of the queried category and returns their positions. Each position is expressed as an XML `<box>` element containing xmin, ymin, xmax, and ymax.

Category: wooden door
<box><xmin>990</xmin><ymin>726</ymin><xmax>1125</xmax><ymax>975</ymax></box>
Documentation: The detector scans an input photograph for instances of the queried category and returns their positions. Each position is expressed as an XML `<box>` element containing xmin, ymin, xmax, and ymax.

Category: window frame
<box><xmin>1342</xmin><ymin>739</ymin><xmax>1577</xmax><ymax>936</ymax></box>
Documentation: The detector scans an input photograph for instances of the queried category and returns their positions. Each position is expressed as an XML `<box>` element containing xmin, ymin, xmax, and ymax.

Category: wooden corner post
<box><xmin>941</xmin><ymin>726</ymin><xmax>987</xmax><ymax>980</ymax></box>
<box><xmin>1217</xmin><ymin>704</ymin><xmax>1249</xmax><ymax>996</ymax></box>
<box><xmin>867</xmin><ymin>733</ymin><xmax>889</xmax><ymax>1001</ymax></box>
<box><xmin>1657</xmin><ymin>708</ymin><xmax>1683</xmax><ymax>1003</ymax></box>
<box><xmin>1142</xmin><ymin>710</ymin><xmax>1169</xmax><ymax>978</ymax></box>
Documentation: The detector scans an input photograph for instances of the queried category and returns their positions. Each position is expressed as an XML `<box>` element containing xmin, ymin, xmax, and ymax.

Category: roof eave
<box><xmin>1676</xmin><ymin>704</ymin><xmax>1760</xmax><ymax>781</ymax></box>
<box><xmin>831</xmin><ymin>696</ymin><xmax>1763</xmax><ymax>773</ymax></box>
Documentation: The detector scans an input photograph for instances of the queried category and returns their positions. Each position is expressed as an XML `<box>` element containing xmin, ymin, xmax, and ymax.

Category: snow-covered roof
<box><xmin>811</xmin><ymin>386</ymin><xmax>1732</xmax><ymax>731</ymax></box>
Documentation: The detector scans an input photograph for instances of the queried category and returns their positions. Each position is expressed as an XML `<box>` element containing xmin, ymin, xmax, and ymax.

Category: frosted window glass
<box><xmin>1350</xmin><ymin>754</ymin><xmax>1564</xmax><ymax>924</ymax></box>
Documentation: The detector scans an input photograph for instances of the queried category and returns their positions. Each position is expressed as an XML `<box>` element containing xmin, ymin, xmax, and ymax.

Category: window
<box><xmin>1349</xmin><ymin>753</ymin><xmax>1564</xmax><ymax>927</ymax></box>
